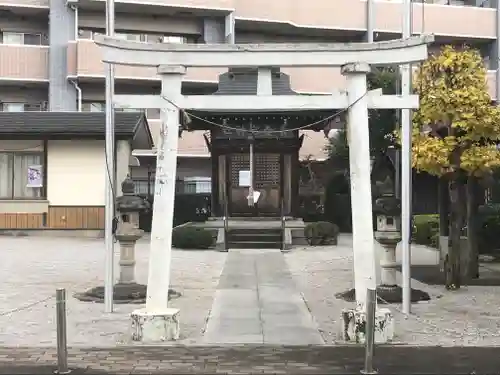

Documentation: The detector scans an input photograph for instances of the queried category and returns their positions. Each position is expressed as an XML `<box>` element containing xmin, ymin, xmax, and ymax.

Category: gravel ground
<box><xmin>0</xmin><ymin>236</ymin><xmax>226</xmax><ymax>347</ymax></box>
<box><xmin>3</xmin><ymin>234</ymin><xmax>500</xmax><ymax>347</ymax></box>
<box><xmin>285</xmin><ymin>234</ymin><xmax>500</xmax><ymax>346</ymax></box>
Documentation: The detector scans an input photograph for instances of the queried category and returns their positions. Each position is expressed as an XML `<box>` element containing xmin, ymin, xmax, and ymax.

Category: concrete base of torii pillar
<box><xmin>338</xmin><ymin>62</ymin><xmax>394</xmax><ymax>344</ymax></box>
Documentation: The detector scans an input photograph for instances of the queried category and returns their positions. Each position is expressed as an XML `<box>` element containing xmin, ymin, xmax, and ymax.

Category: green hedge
<box><xmin>412</xmin><ymin>214</ymin><xmax>439</xmax><ymax>248</ymax></box>
<box><xmin>411</xmin><ymin>207</ymin><xmax>500</xmax><ymax>253</ymax></box>
<box><xmin>172</xmin><ymin>226</ymin><xmax>214</xmax><ymax>249</ymax></box>
<box><xmin>304</xmin><ymin>221</ymin><xmax>340</xmax><ymax>246</ymax></box>
<box><xmin>478</xmin><ymin>204</ymin><xmax>500</xmax><ymax>254</ymax></box>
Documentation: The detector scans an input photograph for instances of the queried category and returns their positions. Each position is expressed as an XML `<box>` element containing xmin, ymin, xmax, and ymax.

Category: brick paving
<box><xmin>0</xmin><ymin>345</ymin><xmax>499</xmax><ymax>374</ymax></box>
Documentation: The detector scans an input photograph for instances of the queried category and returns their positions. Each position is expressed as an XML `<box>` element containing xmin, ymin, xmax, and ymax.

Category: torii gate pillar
<box><xmin>130</xmin><ymin>66</ymin><xmax>185</xmax><ymax>342</ymax></box>
<box><xmin>341</xmin><ymin>63</ymin><xmax>393</xmax><ymax>343</ymax></box>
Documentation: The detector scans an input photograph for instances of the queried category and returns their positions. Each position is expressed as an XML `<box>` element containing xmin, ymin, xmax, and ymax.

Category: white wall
<box><xmin>47</xmin><ymin>140</ymin><xmax>106</xmax><ymax>206</ymax></box>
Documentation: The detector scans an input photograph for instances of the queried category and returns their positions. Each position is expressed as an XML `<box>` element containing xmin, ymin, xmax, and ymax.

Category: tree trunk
<box><xmin>438</xmin><ymin>177</ymin><xmax>449</xmax><ymax>237</ymax></box>
<box><xmin>466</xmin><ymin>175</ymin><xmax>479</xmax><ymax>280</ymax></box>
<box><xmin>446</xmin><ymin>175</ymin><xmax>463</xmax><ymax>289</ymax></box>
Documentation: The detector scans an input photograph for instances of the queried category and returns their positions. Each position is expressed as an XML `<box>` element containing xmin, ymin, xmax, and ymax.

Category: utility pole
<box><xmin>367</xmin><ymin>0</ymin><xmax>375</xmax><ymax>43</ymax></box>
<box><xmin>104</xmin><ymin>0</ymin><xmax>115</xmax><ymax>313</ymax></box>
<box><xmin>401</xmin><ymin>0</ymin><xmax>413</xmax><ymax>315</ymax></box>
<box><xmin>496</xmin><ymin>0</ymin><xmax>500</xmax><ymax>104</ymax></box>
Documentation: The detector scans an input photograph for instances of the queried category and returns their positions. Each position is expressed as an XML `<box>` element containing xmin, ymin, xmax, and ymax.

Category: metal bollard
<box><xmin>361</xmin><ymin>288</ymin><xmax>377</xmax><ymax>375</ymax></box>
<box><xmin>55</xmin><ymin>288</ymin><xmax>71</xmax><ymax>374</ymax></box>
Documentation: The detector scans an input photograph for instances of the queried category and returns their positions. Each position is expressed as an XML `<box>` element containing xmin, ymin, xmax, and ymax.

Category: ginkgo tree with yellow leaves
<box><xmin>412</xmin><ymin>46</ymin><xmax>500</xmax><ymax>289</ymax></box>
<box><xmin>412</xmin><ymin>45</ymin><xmax>500</xmax><ymax>289</ymax></box>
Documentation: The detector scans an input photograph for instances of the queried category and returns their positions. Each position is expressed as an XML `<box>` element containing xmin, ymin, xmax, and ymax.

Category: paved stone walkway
<box><xmin>202</xmin><ymin>249</ymin><xmax>324</xmax><ymax>345</ymax></box>
<box><xmin>1</xmin><ymin>345</ymin><xmax>499</xmax><ymax>374</ymax></box>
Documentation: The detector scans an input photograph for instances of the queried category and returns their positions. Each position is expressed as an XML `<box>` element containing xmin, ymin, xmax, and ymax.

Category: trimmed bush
<box><xmin>172</xmin><ymin>226</ymin><xmax>214</xmax><ymax>249</ymax></box>
<box><xmin>412</xmin><ymin>214</ymin><xmax>439</xmax><ymax>248</ymax></box>
<box><xmin>304</xmin><ymin>221</ymin><xmax>340</xmax><ymax>246</ymax></box>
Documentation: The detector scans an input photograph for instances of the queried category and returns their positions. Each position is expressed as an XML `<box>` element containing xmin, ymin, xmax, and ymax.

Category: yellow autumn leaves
<box><xmin>411</xmin><ymin>45</ymin><xmax>500</xmax><ymax>177</ymax></box>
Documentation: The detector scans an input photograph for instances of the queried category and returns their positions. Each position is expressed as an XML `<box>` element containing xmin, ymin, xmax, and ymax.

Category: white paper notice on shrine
<box><xmin>239</xmin><ymin>170</ymin><xmax>251</xmax><ymax>187</ymax></box>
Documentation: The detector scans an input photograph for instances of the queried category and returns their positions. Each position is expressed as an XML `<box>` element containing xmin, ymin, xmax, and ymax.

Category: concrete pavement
<box><xmin>202</xmin><ymin>249</ymin><xmax>324</xmax><ymax>345</ymax></box>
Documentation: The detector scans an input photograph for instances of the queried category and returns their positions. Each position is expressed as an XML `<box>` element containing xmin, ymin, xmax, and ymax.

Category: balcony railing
<box><xmin>0</xmin><ymin>0</ymin><xmax>49</xmax><ymax>7</ymax></box>
<box><xmin>235</xmin><ymin>0</ymin><xmax>495</xmax><ymax>39</ymax></box>
<box><xmin>0</xmin><ymin>44</ymin><xmax>48</xmax><ymax>81</ymax></box>
<box><xmin>68</xmin><ymin>40</ymin><xmax>224</xmax><ymax>83</ymax></box>
<box><xmin>419</xmin><ymin>0</ymin><xmax>493</xmax><ymax>7</ymax></box>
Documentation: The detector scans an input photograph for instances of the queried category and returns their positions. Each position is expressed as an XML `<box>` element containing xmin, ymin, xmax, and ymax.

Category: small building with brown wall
<box><xmin>0</xmin><ymin>112</ymin><xmax>152</xmax><ymax>236</ymax></box>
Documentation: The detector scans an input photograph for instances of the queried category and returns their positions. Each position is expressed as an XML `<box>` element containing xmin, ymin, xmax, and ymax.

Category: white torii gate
<box><xmin>95</xmin><ymin>34</ymin><xmax>433</xmax><ymax>343</ymax></box>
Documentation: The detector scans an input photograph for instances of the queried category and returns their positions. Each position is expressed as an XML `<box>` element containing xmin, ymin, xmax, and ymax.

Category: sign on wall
<box><xmin>27</xmin><ymin>165</ymin><xmax>43</xmax><ymax>188</ymax></box>
<box><xmin>239</xmin><ymin>170</ymin><xmax>251</xmax><ymax>187</ymax></box>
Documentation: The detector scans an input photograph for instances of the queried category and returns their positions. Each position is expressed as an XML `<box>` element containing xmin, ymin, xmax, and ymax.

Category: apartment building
<box><xmin>0</xmin><ymin>0</ymin><xmax>499</xmax><ymax>231</ymax></box>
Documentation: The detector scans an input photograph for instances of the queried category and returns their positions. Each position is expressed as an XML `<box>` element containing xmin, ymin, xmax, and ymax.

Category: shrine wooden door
<box><xmin>227</xmin><ymin>153</ymin><xmax>281</xmax><ymax>217</ymax></box>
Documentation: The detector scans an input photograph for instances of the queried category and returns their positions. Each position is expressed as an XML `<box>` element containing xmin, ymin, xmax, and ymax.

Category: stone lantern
<box><xmin>373</xmin><ymin>176</ymin><xmax>402</xmax><ymax>300</ymax></box>
<box><xmin>115</xmin><ymin>175</ymin><xmax>150</xmax><ymax>285</ymax></box>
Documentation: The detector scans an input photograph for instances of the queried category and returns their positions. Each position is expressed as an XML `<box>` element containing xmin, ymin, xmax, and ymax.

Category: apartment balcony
<box><xmin>0</xmin><ymin>44</ymin><xmax>49</xmax><ymax>82</ymax></box>
<box><xmin>234</xmin><ymin>0</ymin><xmax>496</xmax><ymax>40</ymax></box>
<box><xmin>70</xmin><ymin>0</ymin><xmax>494</xmax><ymax>39</ymax></box>
<box><xmin>67</xmin><ymin>40</ymin><xmax>225</xmax><ymax>85</ymax></box>
<box><xmin>69</xmin><ymin>0</ymin><xmax>233</xmax><ymax>16</ymax></box>
<box><xmin>0</xmin><ymin>0</ymin><xmax>49</xmax><ymax>9</ymax></box>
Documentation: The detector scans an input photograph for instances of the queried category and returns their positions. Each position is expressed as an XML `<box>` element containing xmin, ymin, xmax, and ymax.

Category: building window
<box><xmin>146</xmin><ymin>108</ymin><xmax>160</xmax><ymax>119</ymax></box>
<box><xmin>2</xmin><ymin>103</ymin><xmax>43</xmax><ymax>112</ymax></box>
<box><xmin>115</xmin><ymin>33</ymin><xmax>144</xmax><ymax>42</ymax></box>
<box><xmin>0</xmin><ymin>152</ymin><xmax>44</xmax><ymax>199</ymax></box>
<box><xmin>77</xmin><ymin>29</ymin><xmax>93</xmax><ymax>39</ymax></box>
<box><xmin>161</xmin><ymin>36</ymin><xmax>186</xmax><ymax>44</ymax></box>
<box><xmin>1</xmin><ymin>32</ymin><xmax>42</xmax><ymax>45</ymax></box>
<box><xmin>146</xmin><ymin>34</ymin><xmax>189</xmax><ymax>44</ymax></box>
<box><xmin>133</xmin><ymin>180</ymin><xmax>150</xmax><ymax>195</ymax></box>
<box><xmin>82</xmin><ymin>102</ymin><xmax>104</xmax><ymax>112</ymax></box>
<box><xmin>116</xmin><ymin>106</ymin><xmax>142</xmax><ymax>113</ymax></box>
<box><xmin>78</xmin><ymin>30</ymin><xmax>149</xmax><ymax>42</ymax></box>
<box><xmin>83</xmin><ymin>101</ymin><xmax>145</xmax><ymax>113</ymax></box>
<box><xmin>3</xmin><ymin>103</ymin><xmax>25</xmax><ymax>112</ymax></box>
<box><xmin>181</xmin><ymin>177</ymin><xmax>211</xmax><ymax>194</ymax></box>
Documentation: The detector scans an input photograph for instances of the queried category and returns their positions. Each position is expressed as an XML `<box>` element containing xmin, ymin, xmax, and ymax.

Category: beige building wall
<box><xmin>47</xmin><ymin>140</ymin><xmax>106</xmax><ymax>206</ymax></box>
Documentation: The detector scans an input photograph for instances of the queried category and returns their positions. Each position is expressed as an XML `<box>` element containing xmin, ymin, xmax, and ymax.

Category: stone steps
<box><xmin>227</xmin><ymin>228</ymin><xmax>283</xmax><ymax>249</ymax></box>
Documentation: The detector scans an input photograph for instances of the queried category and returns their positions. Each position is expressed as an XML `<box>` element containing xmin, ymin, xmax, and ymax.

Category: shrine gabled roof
<box><xmin>213</xmin><ymin>67</ymin><xmax>296</xmax><ymax>96</ymax></box>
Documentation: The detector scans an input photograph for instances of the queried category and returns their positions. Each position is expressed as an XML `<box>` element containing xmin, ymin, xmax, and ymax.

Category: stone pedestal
<box><xmin>131</xmin><ymin>308</ymin><xmax>180</xmax><ymax>342</ymax></box>
<box><xmin>375</xmin><ymin>231</ymin><xmax>401</xmax><ymax>288</ymax></box>
<box><xmin>340</xmin><ymin>307</ymin><xmax>394</xmax><ymax>344</ymax></box>
<box><xmin>115</xmin><ymin>224</ymin><xmax>143</xmax><ymax>284</ymax></box>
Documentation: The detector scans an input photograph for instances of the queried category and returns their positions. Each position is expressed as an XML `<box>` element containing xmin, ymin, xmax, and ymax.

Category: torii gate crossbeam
<box><xmin>94</xmin><ymin>35</ymin><xmax>433</xmax><ymax>345</ymax></box>
<box><xmin>95</xmin><ymin>35</ymin><xmax>433</xmax><ymax>67</ymax></box>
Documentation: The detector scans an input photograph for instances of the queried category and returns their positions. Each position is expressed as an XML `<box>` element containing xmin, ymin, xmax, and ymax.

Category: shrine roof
<box><xmin>183</xmin><ymin>68</ymin><xmax>340</xmax><ymax>130</ymax></box>
<box><xmin>214</xmin><ymin>67</ymin><xmax>295</xmax><ymax>96</ymax></box>
<box><xmin>186</xmin><ymin>68</ymin><xmax>335</xmax><ymax>115</ymax></box>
